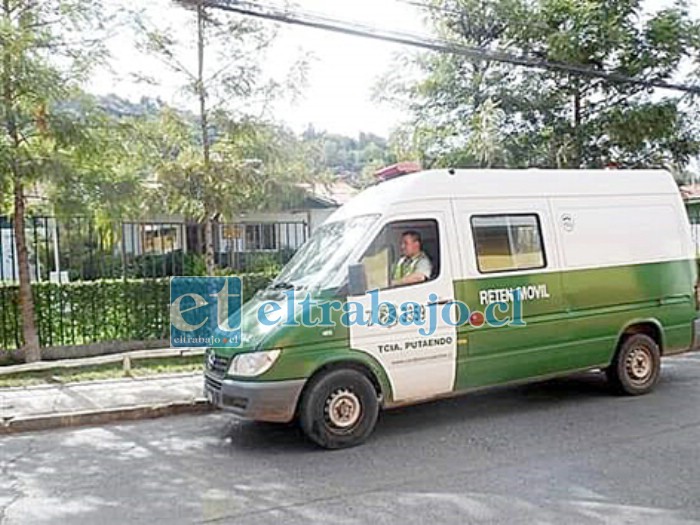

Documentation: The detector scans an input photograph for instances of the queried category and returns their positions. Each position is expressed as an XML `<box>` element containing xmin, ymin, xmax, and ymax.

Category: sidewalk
<box><xmin>0</xmin><ymin>373</ymin><xmax>211</xmax><ymax>435</ymax></box>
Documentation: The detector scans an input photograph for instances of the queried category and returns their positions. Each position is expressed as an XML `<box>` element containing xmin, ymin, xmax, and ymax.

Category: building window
<box><xmin>471</xmin><ymin>215</ymin><xmax>546</xmax><ymax>273</ymax></box>
<box><xmin>245</xmin><ymin>224</ymin><xmax>278</xmax><ymax>250</ymax></box>
<box><xmin>143</xmin><ymin>226</ymin><xmax>178</xmax><ymax>254</ymax></box>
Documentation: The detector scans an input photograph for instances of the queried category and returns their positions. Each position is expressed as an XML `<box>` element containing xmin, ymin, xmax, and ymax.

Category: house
<box><xmin>680</xmin><ymin>185</ymin><xmax>700</xmax><ymax>251</ymax></box>
<box><xmin>208</xmin><ymin>181</ymin><xmax>357</xmax><ymax>266</ymax></box>
<box><xmin>119</xmin><ymin>181</ymin><xmax>358</xmax><ymax>262</ymax></box>
<box><xmin>0</xmin><ymin>181</ymin><xmax>359</xmax><ymax>280</ymax></box>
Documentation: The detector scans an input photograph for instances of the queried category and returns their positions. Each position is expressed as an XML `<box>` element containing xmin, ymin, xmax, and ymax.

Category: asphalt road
<box><xmin>2</xmin><ymin>354</ymin><xmax>700</xmax><ymax>525</ymax></box>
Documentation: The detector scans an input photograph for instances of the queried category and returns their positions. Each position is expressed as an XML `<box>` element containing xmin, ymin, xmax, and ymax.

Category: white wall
<box><xmin>0</xmin><ymin>228</ymin><xmax>17</xmax><ymax>280</ymax></box>
<box><xmin>0</xmin><ymin>227</ymin><xmax>43</xmax><ymax>282</ymax></box>
<box><xmin>309</xmin><ymin>208</ymin><xmax>336</xmax><ymax>233</ymax></box>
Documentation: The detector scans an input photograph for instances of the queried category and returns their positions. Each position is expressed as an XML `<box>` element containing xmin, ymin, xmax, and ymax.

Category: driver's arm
<box><xmin>397</xmin><ymin>272</ymin><xmax>428</xmax><ymax>285</ymax></box>
<box><xmin>394</xmin><ymin>258</ymin><xmax>433</xmax><ymax>286</ymax></box>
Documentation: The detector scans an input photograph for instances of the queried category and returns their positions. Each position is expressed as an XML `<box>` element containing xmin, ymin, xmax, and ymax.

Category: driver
<box><xmin>391</xmin><ymin>230</ymin><xmax>433</xmax><ymax>286</ymax></box>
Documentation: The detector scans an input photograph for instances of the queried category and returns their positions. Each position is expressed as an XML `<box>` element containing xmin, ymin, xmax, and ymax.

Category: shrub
<box><xmin>0</xmin><ymin>273</ymin><xmax>273</xmax><ymax>353</ymax></box>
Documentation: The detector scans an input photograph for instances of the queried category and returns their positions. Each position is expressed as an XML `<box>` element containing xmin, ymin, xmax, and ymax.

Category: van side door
<box><xmin>452</xmin><ymin>199</ymin><xmax>570</xmax><ymax>390</ymax></box>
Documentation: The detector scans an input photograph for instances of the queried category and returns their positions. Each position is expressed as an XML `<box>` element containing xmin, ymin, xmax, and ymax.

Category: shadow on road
<box><xmin>370</xmin><ymin>371</ymin><xmax>614</xmax><ymax>440</ymax></box>
<box><xmin>219</xmin><ymin>418</ymin><xmax>316</xmax><ymax>452</ymax></box>
<box><xmin>219</xmin><ymin>371</ymin><xmax>617</xmax><ymax>452</ymax></box>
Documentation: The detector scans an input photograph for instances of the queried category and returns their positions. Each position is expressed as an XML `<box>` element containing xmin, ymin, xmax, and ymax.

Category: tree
<box><xmin>380</xmin><ymin>0</ymin><xmax>700</xmax><ymax>170</ymax></box>
<box><xmin>0</xmin><ymin>0</ymin><xmax>107</xmax><ymax>362</ymax></box>
<box><xmin>138</xmin><ymin>108</ymin><xmax>313</xmax><ymax>234</ymax></box>
<box><xmin>136</xmin><ymin>0</ymin><xmax>308</xmax><ymax>273</ymax></box>
<box><xmin>45</xmin><ymin>96</ymin><xmax>147</xmax><ymax>222</ymax></box>
<box><xmin>466</xmin><ymin>97</ymin><xmax>506</xmax><ymax>168</ymax></box>
<box><xmin>299</xmin><ymin>129</ymin><xmax>396</xmax><ymax>183</ymax></box>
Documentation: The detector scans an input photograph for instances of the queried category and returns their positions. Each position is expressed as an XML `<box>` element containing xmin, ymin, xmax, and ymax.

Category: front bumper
<box><xmin>693</xmin><ymin>318</ymin><xmax>700</xmax><ymax>351</ymax></box>
<box><xmin>204</xmin><ymin>373</ymin><xmax>306</xmax><ymax>423</ymax></box>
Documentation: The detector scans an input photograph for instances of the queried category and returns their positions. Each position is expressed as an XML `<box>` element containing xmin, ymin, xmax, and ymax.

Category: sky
<box><xmin>91</xmin><ymin>0</ymin><xmax>427</xmax><ymax>138</ymax></box>
<box><xmin>91</xmin><ymin>0</ymin><xmax>700</xmax><ymax>139</ymax></box>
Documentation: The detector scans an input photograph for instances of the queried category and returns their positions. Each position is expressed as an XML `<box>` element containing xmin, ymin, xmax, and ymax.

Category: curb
<box><xmin>0</xmin><ymin>372</ymin><xmax>202</xmax><ymax>392</ymax></box>
<box><xmin>0</xmin><ymin>400</ymin><xmax>215</xmax><ymax>436</ymax></box>
<box><xmin>0</xmin><ymin>348</ymin><xmax>205</xmax><ymax>377</ymax></box>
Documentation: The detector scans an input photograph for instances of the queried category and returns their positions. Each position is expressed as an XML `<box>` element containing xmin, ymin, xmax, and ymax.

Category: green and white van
<box><xmin>204</xmin><ymin>169</ymin><xmax>700</xmax><ymax>448</ymax></box>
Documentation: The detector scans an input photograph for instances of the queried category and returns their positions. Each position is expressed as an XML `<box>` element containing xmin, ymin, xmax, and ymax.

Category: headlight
<box><xmin>228</xmin><ymin>349</ymin><xmax>281</xmax><ymax>377</ymax></box>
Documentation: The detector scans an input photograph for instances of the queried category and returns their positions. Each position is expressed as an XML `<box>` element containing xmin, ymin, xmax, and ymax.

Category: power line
<box><xmin>191</xmin><ymin>0</ymin><xmax>700</xmax><ymax>95</ymax></box>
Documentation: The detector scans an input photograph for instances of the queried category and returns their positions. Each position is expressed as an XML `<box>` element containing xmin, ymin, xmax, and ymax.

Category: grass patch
<box><xmin>0</xmin><ymin>355</ymin><xmax>204</xmax><ymax>388</ymax></box>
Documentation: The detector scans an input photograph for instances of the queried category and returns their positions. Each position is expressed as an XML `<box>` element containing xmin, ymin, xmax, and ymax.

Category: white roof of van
<box><xmin>331</xmin><ymin>169</ymin><xmax>678</xmax><ymax>221</ymax></box>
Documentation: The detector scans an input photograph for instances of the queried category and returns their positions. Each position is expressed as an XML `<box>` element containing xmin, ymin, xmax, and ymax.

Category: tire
<box><xmin>299</xmin><ymin>368</ymin><xmax>379</xmax><ymax>449</ymax></box>
<box><xmin>605</xmin><ymin>333</ymin><xmax>661</xmax><ymax>395</ymax></box>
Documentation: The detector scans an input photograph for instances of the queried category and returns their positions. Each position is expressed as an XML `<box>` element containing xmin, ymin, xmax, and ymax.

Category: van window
<box><xmin>471</xmin><ymin>215</ymin><xmax>545</xmax><ymax>273</ymax></box>
<box><xmin>275</xmin><ymin>214</ymin><xmax>379</xmax><ymax>290</ymax></box>
<box><xmin>361</xmin><ymin>219</ymin><xmax>440</xmax><ymax>290</ymax></box>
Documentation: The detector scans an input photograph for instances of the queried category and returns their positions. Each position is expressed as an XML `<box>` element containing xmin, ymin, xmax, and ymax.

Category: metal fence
<box><xmin>0</xmin><ymin>216</ymin><xmax>308</xmax><ymax>282</ymax></box>
<box><xmin>0</xmin><ymin>216</ymin><xmax>306</xmax><ymax>352</ymax></box>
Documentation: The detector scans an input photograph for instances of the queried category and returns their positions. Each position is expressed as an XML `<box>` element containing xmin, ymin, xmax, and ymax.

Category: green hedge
<box><xmin>0</xmin><ymin>274</ymin><xmax>273</xmax><ymax>352</ymax></box>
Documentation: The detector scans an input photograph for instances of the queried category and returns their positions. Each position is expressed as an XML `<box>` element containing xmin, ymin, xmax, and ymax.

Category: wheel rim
<box><xmin>625</xmin><ymin>345</ymin><xmax>653</xmax><ymax>385</ymax></box>
<box><xmin>325</xmin><ymin>388</ymin><xmax>362</xmax><ymax>430</ymax></box>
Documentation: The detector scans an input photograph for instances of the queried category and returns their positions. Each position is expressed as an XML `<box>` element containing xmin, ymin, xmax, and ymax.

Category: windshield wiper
<box><xmin>270</xmin><ymin>281</ymin><xmax>295</xmax><ymax>290</ymax></box>
<box><xmin>260</xmin><ymin>281</ymin><xmax>300</xmax><ymax>301</ymax></box>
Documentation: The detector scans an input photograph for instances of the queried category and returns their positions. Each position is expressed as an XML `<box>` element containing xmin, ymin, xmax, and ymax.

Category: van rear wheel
<box><xmin>606</xmin><ymin>334</ymin><xmax>661</xmax><ymax>395</ymax></box>
<box><xmin>299</xmin><ymin>369</ymin><xmax>379</xmax><ymax>449</ymax></box>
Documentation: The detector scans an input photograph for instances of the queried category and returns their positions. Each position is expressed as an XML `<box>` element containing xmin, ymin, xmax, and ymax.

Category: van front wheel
<box><xmin>606</xmin><ymin>334</ymin><xmax>661</xmax><ymax>395</ymax></box>
<box><xmin>299</xmin><ymin>369</ymin><xmax>379</xmax><ymax>449</ymax></box>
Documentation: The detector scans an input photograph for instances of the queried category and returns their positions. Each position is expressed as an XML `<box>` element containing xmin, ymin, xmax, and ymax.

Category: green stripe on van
<box><xmin>454</xmin><ymin>259</ymin><xmax>696</xmax><ymax>389</ymax></box>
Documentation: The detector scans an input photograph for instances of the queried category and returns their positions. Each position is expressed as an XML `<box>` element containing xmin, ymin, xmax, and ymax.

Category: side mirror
<box><xmin>347</xmin><ymin>263</ymin><xmax>367</xmax><ymax>296</ymax></box>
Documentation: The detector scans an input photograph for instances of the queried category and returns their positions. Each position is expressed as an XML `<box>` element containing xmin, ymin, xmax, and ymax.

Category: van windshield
<box><xmin>272</xmin><ymin>214</ymin><xmax>379</xmax><ymax>291</ymax></box>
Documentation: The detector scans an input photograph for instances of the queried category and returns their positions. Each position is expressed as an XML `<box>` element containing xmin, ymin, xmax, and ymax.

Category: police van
<box><xmin>204</xmin><ymin>169</ymin><xmax>700</xmax><ymax>448</ymax></box>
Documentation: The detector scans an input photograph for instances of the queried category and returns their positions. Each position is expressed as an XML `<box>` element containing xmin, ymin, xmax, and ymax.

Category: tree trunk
<box><xmin>572</xmin><ymin>78</ymin><xmax>582</xmax><ymax>169</ymax></box>
<box><xmin>197</xmin><ymin>1</ymin><xmax>214</xmax><ymax>275</ymax></box>
<box><xmin>3</xmin><ymin>0</ymin><xmax>40</xmax><ymax>362</ymax></box>
<box><xmin>197</xmin><ymin>1</ymin><xmax>210</xmax><ymax>167</ymax></box>
<box><xmin>13</xmin><ymin>179</ymin><xmax>41</xmax><ymax>363</ymax></box>
<box><xmin>204</xmin><ymin>217</ymin><xmax>215</xmax><ymax>275</ymax></box>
